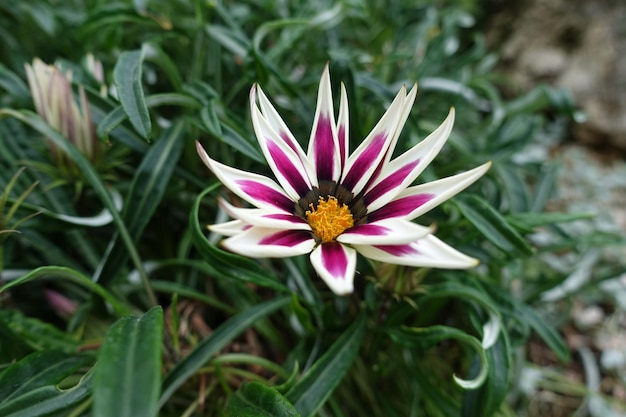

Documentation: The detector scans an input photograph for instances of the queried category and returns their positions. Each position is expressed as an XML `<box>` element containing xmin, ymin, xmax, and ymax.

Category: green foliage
<box><xmin>93</xmin><ymin>307</ymin><xmax>163</xmax><ymax>417</ymax></box>
<box><xmin>0</xmin><ymin>0</ymin><xmax>620</xmax><ymax>416</ymax></box>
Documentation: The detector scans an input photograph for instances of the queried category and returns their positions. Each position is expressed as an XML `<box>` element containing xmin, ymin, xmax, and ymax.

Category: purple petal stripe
<box><xmin>363</xmin><ymin>160</ymin><xmax>420</xmax><ymax>206</ymax></box>
<box><xmin>321</xmin><ymin>242</ymin><xmax>348</xmax><ymax>278</ymax></box>
<box><xmin>265</xmin><ymin>213</ymin><xmax>307</xmax><ymax>224</ymax></box>
<box><xmin>313</xmin><ymin>115</ymin><xmax>335</xmax><ymax>181</ymax></box>
<box><xmin>267</xmin><ymin>140</ymin><xmax>310</xmax><ymax>196</ymax></box>
<box><xmin>344</xmin><ymin>224</ymin><xmax>390</xmax><ymax>236</ymax></box>
<box><xmin>338</xmin><ymin>125</ymin><xmax>347</xmax><ymax>164</ymax></box>
<box><xmin>259</xmin><ymin>230</ymin><xmax>312</xmax><ymax>246</ymax></box>
<box><xmin>341</xmin><ymin>133</ymin><xmax>386</xmax><ymax>191</ymax></box>
<box><xmin>374</xmin><ymin>244</ymin><xmax>419</xmax><ymax>256</ymax></box>
<box><xmin>368</xmin><ymin>193</ymin><xmax>434</xmax><ymax>222</ymax></box>
<box><xmin>281</xmin><ymin>132</ymin><xmax>301</xmax><ymax>155</ymax></box>
<box><xmin>236</xmin><ymin>180</ymin><xmax>294</xmax><ymax>212</ymax></box>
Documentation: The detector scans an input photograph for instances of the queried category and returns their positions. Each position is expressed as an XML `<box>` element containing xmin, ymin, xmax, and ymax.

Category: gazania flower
<box><xmin>197</xmin><ymin>65</ymin><xmax>490</xmax><ymax>295</ymax></box>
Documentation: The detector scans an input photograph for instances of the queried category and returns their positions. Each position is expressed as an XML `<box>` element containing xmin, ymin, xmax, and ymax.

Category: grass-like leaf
<box><xmin>387</xmin><ymin>324</ymin><xmax>488</xmax><ymax>389</ymax></box>
<box><xmin>93</xmin><ymin>306</ymin><xmax>163</xmax><ymax>417</ymax></box>
<box><xmin>113</xmin><ymin>48</ymin><xmax>151</xmax><ymax>139</ymax></box>
<box><xmin>228</xmin><ymin>382</ymin><xmax>301</xmax><ymax>417</ymax></box>
<box><xmin>94</xmin><ymin>121</ymin><xmax>186</xmax><ymax>286</ymax></box>
<box><xmin>455</xmin><ymin>194</ymin><xmax>534</xmax><ymax>256</ymax></box>
<box><xmin>0</xmin><ymin>350</ymin><xmax>92</xmax><ymax>404</ymax></box>
<box><xmin>0</xmin><ymin>366</ymin><xmax>94</xmax><ymax>417</ymax></box>
<box><xmin>462</xmin><ymin>331</ymin><xmax>511</xmax><ymax>417</ymax></box>
<box><xmin>286</xmin><ymin>314</ymin><xmax>366</xmax><ymax>417</ymax></box>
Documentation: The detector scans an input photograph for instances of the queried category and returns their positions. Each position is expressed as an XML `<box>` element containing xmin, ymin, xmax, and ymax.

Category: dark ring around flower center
<box><xmin>294</xmin><ymin>180</ymin><xmax>368</xmax><ymax>225</ymax></box>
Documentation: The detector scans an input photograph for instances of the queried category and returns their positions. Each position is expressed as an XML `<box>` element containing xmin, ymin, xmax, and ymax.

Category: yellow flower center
<box><xmin>306</xmin><ymin>196</ymin><xmax>354</xmax><ymax>243</ymax></box>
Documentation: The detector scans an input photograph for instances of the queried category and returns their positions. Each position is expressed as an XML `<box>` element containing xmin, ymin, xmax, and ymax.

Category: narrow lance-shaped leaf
<box><xmin>97</xmin><ymin>93</ymin><xmax>198</xmax><ymax>142</ymax></box>
<box><xmin>93</xmin><ymin>306</ymin><xmax>163</xmax><ymax>417</ymax></box>
<box><xmin>0</xmin><ymin>367</ymin><xmax>94</xmax><ymax>417</ymax></box>
<box><xmin>113</xmin><ymin>48</ymin><xmax>151</xmax><ymax>139</ymax></box>
<box><xmin>387</xmin><ymin>324</ymin><xmax>489</xmax><ymax>389</ymax></box>
<box><xmin>0</xmin><ymin>309</ymin><xmax>80</xmax><ymax>354</ymax></box>
<box><xmin>462</xmin><ymin>330</ymin><xmax>511</xmax><ymax>417</ymax></box>
<box><xmin>286</xmin><ymin>314</ymin><xmax>366</xmax><ymax>417</ymax></box>
<box><xmin>228</xmin><ymin>382</ymin><xmax>301</xmax><ymax>417</ymax></box>
<box><xmin>455</xmin><ymin>194</ymin><xmax>534</xmax><ymax>256</ymax></box>
<box><xmin>94</xmin><ymin>121</ymin><xmax>185</xmax><ymax>285</ymax></box>
<box><xmin>0</xmin><ymin>350</ymin><xmax>92</xmax><ymax>404</ymax></box>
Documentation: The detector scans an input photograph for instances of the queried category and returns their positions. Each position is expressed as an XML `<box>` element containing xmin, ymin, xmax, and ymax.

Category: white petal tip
<box><xmin>310</xmin><ymin>244</ymin><xmax>357</xmax><ymax>296</ymax></box>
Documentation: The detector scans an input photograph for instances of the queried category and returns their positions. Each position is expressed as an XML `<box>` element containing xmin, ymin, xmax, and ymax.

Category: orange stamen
<box><xmin>306</xmin><ymin>196</ymin><xmax>354</xmax><ymax>243</ymax></box>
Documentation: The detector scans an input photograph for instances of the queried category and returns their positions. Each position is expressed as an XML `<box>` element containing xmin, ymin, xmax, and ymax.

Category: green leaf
<box><xmin>455</xmin><ymin>194</ymin><xmax>534</xmax><ymax>256</ymax></box>
<box><xmin>123</xmin><ymin>122</ymin><xmax>185</xmax><ymax>236</ymax></box>
<box><xmin>286</xmin><ymin>314</ymin><xmax>366</xmax><ymax>417</ymax></box>
<box><xmin>412</xmin><ymin>365</ymin><xmax>461</xmax><ymax>417</ymax></box>
<box><xmin>420</xmin><ymin>281</ymin><xmax>500</xmax><ymax>320</ymax></box>
<box><xmin>113</xmin><ymin>48</ymin><xmax>151</xmax><ymax>139</ymax></box>
<box><xmin>220</xmin><ymin>123</ymin><xmax>265</xmax><ymax>163</ymax></box>
<box><xmin>507</xmin><ymin>211</ymin><xmax>595</xmax><ymax>231</ymax></box>
<box><xmin>228</xmin><ymin>382</ymin><xmax>301</xmax><ymax>417</ymax></box>
<box><xmin>0</xmin><ymin>64</ymin><xmax>30</xmax><ymax>103</ymax></box>
<box><xmin>515</xmin><ymin>301</ymin><xmax>570</xmax><ymax>362</ymax></box>
<box><xmin>387</xmin><ymin>324</ymin><xmax>488</xmax><ymax>389</ymax></box>
<box><xmin>190</xmin><ymin>186</ymin><xmax>288</xmax><ymax>291</ymax></box>
<box><xmin>94</xmin><ymin>121</ymin><xmax>186</xmax><ymax>285</ymax></box>
<box><xmin>0</xmin><ymin>309</ymin><xmax>80</xmax><ymax>353</ymax></box>
<box><xmin>97</xmin><ymin>93</ymin><xmax>197</xmax><ymax>142</ymax></box>
<box><xmin>200</xmin><ymin>100</ymin><xmax>222</xmax><ymax>137</ymax></box>
<box><xmin>205</xmin><ymin>24</ymin><xmax>249</xmax><ymax>58</ymax></box>
<box><xmin>93</xmin><ymin>307</ymin><xmax>163</xmax><ymax>417</ymax></box>
<box><xmin>494</xmin><ymin>164</ymin><xmax>529</xmax><ymax>213</ymax></box>
<box><xmin>0</xmin><ymin>367</ymin><xmax>93</xmax><ymax>417</ymax></box>
<box><xmin>530</xmin><ymin>163</ymin><xmax>560</xmax><ymax>213</ymax></box>
<box><xmin>142</xmin><ymin>42</ymin><xmax>183</xmax><ymax>92</ymax></box>
<box><xmin>462</xmin><ymin>331</ymin><xmax>511</xmax><ymax>417</ymax></box>
<box><xmin>150</xmin><ymin>278</ymin><xmax>235</xmax><ymax>314</ymax></box>
<box><xmin>159</xmin><ymin>296</ymin><xmax>290</xmax><ymax>407</ymax></box>
<box><xmin>0</xmin><ymin>266</ymin><xmax>132</xmax><ymax>317</ymax></box>
<box><xmin>0</xmin><ymin>350</ymin><xmax>92</xmax><ymax>404</ymax></box>
<box><xmin>487</xmin><ymin>288</ymin><xmax>570</xmax><ymax>362</ymax></box>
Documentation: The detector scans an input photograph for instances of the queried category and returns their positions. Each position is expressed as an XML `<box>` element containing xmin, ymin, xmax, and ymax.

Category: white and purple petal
<box><xmin>382</xmin><ymin>83</ymin><xmax>418</xmax><ymax>165</ymax></box>
<box><xmin>337</xmin><ymin>82</ymin><xmax>350</xmax><ymax>170</ymax></box>
<box><xmin>337</xmin><ymin>218</ymin><xmax>432</xmax><ymax>245</ymax></box>
<box><xmin>256</xmin><ymin>85</ymin><xmax>310</xmax><ymax>165</ymax></box>
<box><xmin>368</xmin><ymin>162</ymin><xmax>491</xmax><ymax>222</ymax></box>
<box><xmin>307</xmin><ymin>64</ymin><xmax>341</xmax><ymax>182</ymax></box>
<box><xmin>354</xmin><ymin>234</ymin><xmax>478</xmax><ymax>269</ymax></box>
<box><xmin>340</xmin><ymin>85</ymin><xmax>407</xmax><ymax>194</ymax></box>
<box><xmin>218</xmin><ymin>198</ymin><xmax>310</xmax><ymax>231</ymax></box>
<box><xmin>196</xmin><ymin>142</ymin><xmax>295</xmax><ymax>213</ymax></box>
<box><xmin>363</xmin><ymin>108</ymin><xmax>455</xmax><ymax>212</ymax></box>
<box><xmin>221</xmin><ymin>227</ymin><xmax>316</xmax><ymax>258</ymax></box>
<box><xmin>310</xmin><ymin>242</ymin><xmax>357</xmax><ymax>295</ymax></box>
<box><xmin>208</xmin><ymin>219</ymin><xmax>250</xmax><ymax>236</ymax></box>
<box><xmin>250</xmin><ymin>88</ymin><xmax>314</xmax><ymax>199</ymax></box>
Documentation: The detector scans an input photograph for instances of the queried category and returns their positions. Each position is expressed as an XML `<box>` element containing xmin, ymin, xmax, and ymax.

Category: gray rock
<box><xmin>486</xmin><ymin>0</ymin><xmax>626</xmax><ymax>150</ymax></box>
